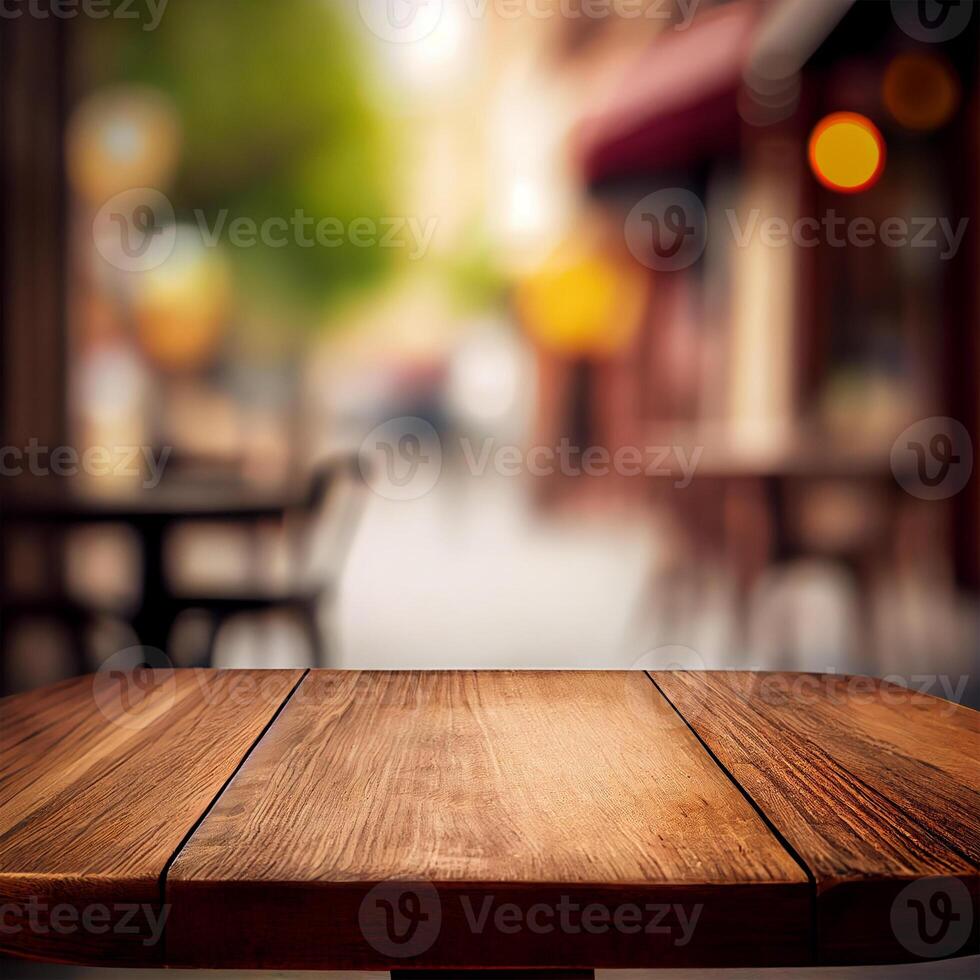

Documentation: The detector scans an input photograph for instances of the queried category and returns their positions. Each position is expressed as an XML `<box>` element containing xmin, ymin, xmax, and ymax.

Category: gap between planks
<box><xmin>156</xmin><ymin>667</ymin><xmax>311</xmax><ymax>909</ymax></box>
<box><xmin>644</xmin><ymin>670</ymin><xmax>819</xmax><ymax>963</ymax></box>
<box><xmin>157</xmin><ymin>669</ymin><xmax>817</xmax><ymax>963</ymax></box>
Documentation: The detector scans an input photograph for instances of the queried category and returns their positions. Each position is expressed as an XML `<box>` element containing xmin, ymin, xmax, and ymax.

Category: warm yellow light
<box><xmin>67</xmin><ymin>87</ymin><xmax>181</xmax><ymax>202</ymax></box>
<box><xmin>133</xmin><ymin>228</ymin><xmax>231</xmax><ymax>371</ymax></box>
<box><xmin>808</xmin><ymin>112</ymin><xmax>885</xmax><ymax>194</ymax></box>
<box><xmin>883</xmin><ymin>53</ymin><xmax>960</xmax><ymax>132</ymax></box>
<box><xmin>516</xmin><ymin>248</ymin><xmax>647</xmax><ymax>358</ymax></box>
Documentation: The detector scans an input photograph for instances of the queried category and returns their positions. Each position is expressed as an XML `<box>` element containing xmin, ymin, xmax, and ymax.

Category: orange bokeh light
<box><xmin>808</xmin><ymin>112</ymin><xmax>886</xmax><ymax>194</ymax></box>
<box><xmin>883</xmin><ymin>53</ymin><xmax>960</xmax><ymax>132</ymax></box>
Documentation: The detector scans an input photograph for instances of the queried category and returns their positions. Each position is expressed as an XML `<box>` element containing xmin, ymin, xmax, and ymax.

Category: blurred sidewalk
<box><xmin>337</xmin><ymin>471</ymin><xmax>656</xmax><ymax>669</ymax></box>
<box><xmin>214</xmin><ymin>469</ymin><xmax>657</xmax><ymax>670</ymax></box>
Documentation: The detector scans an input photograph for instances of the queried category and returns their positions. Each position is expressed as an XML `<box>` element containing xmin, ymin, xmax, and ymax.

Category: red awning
<box><xmin>576</xmin><ymin>1</ymin><xmax>763</xmax><ymax>184</ymax></box>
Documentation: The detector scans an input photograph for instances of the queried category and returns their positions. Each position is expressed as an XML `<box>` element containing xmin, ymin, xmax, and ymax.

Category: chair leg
<box><xmin>201</xmin><ymin>612</ymin><xmax>224</xmax><ymax>668</ymax></box>
<box><xmin>300</xmin><ymin>603</ymin><xmax>325</xmax><ymax>667</ymax></box>
<box><xmin>67</xmin><ymin>613</ymin><xmax>90</xmax><ymax>677</ymax></box>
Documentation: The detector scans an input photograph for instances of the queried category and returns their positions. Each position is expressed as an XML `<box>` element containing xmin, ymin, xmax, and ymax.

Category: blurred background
<box><xmin>1</xmin><ymin>0</ymin><xmax>977</xmax><ymax>703</ymax></box>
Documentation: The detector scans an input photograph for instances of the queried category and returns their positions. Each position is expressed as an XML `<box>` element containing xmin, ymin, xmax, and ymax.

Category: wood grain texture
<box><xmin>166</xmin><ymin>670</ymin><xmax>809</xmax><ymax>970</ymax></box>
<box><xmin>6</xmin><ymin>669</ymin><xmax>973</xmax><ymax>970</ymax></box>
<box><xmin>652</xmin><ymin>671</ymin><xmax>980</xmax><ymax>965</ymax></box>
<box><xmin>0</xmin><ymin>668</ymin><xmax>302</xmax><ymax>965</ymax></box>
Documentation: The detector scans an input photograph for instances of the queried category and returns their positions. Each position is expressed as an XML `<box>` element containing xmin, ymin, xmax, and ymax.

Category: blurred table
<box><xmin>0</xmin><ymin>670</ymin><xmax>976</xmax><ymax>974</ymax></box>
<box><xmin>1</xmin><ymin>480</ymin><xmax>306</xmax><ymax>652</ymax></box>
<box><xmin>641</xmin><ymin>425</ymin><xmax>912</xmax><ymax>656</ymax></box>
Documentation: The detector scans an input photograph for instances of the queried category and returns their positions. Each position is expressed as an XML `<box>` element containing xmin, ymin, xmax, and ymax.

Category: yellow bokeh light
<box><xmin>516</xmin><ymin>248</ymin><xmax>647</xmax><ymax>358</ymax></box>
<box><xmin>808</xmin><ymin>112</ymin><xmax>885</xmax><ymax>194</ymax></box>
<box><xmin>883</xmin><ymin>53</ymin><xmax>960</xmax><ymax>132</ymax></box>
<box><xmin>133</xmin><ymin>227</ymin><xmax>231</xmax><ymax>371</ymax></box>
<box><xmin>67</xmin><ymin>87</ymin><xmax>181</xmax><ymax>203</ymax></box>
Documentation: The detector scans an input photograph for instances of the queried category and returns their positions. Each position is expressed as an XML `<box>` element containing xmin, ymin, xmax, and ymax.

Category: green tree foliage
<box><xmin>84</xmin><ymin>0</ymin><xmax>393</xmax><ymax>315</ymax></box>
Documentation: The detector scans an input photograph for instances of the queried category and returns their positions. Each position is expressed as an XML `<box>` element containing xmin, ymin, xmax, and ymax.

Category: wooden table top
<box><xmin>0</xmin><ymin>670</ymin><xmax>976</xmax><ymax>972</ymax></box>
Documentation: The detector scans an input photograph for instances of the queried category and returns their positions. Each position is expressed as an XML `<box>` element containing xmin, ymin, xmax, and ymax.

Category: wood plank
<box><xmin>166</xmin><ymin>670</ymin><xmax>809</xmax><ymax>970</ymax></box>
<box><xmin>0</xmin><ymin>667</ymin><xmax>303</xmax><ymax>965</ymax></box>
<box><xmin>652</xmin><ymin>671</ymin><xmax>980</xmax><ymax>965</ymax></box>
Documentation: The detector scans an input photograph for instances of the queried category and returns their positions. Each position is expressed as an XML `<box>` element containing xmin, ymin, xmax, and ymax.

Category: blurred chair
<box><xmin>0</xmin><ymin>597</ymin><xmax>94</xmax><ymax>688</ymax></box>
<box><xmin>169</xmin><ymin>453</ymin><xmax>365</xmax><ymax>667</ymax></box>
<box><xmin>0</xmin><ymin>521</ymin><xmax>109</xmax><ymax>690</ymax></box>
